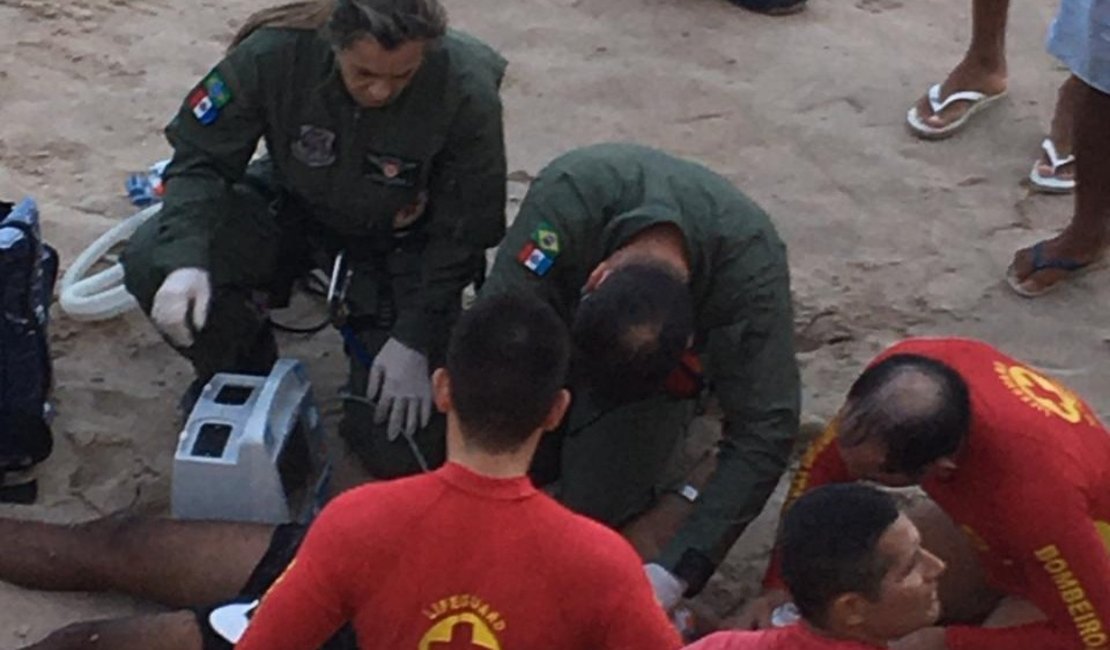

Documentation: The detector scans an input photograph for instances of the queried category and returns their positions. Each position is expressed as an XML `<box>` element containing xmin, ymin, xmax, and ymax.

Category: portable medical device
<box><xmin>172</xmin><ymin>359</ymin><xmax>330</xmax><ymax>524</ymax></box>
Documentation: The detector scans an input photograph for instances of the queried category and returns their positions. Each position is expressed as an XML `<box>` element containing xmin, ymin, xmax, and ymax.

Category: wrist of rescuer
<box><xmin>669</xmin><ymin>548</ymin><xmax>717</xmax><ymax>597</ymax></box>
<box><xmin>658</xmin><ymin>485</ymin><xmax>716</xmax><ymax>596</ymax></box>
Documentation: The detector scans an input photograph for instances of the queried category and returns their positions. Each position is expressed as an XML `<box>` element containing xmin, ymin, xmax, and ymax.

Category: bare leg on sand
<box><xmin>0</xmin><ymin>516</ymin><xmax>275</xmax><ymax>650</ymax></box>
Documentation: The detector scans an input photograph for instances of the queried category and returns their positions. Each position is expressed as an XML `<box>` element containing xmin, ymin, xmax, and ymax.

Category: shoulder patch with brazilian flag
<box><xmin>187</xmin><ymin>70</ymin><xmax>233</xmax><ymax>126</ymax></box>
<box><xmin>517</xmin><ymin>221</ymin><xmax>560</xmax><ymax>277</ymax></box>
<box><xmin>532</xmin><ymin>221</ymin><xmax>560</xmax><ymax>254</ymax></box>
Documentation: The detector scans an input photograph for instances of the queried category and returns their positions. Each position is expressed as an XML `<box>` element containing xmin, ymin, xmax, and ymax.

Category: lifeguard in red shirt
<box><xmin>236</xmin><ymin>294</ymin><xmax>681</xmax><ymax>650</ymax></box>
<box><xmin>687</xmin><ymin>483</ymin><xmax>946</xmax><ymax>650</ymax></box>
<box><xmin>737</xmin><ymin>337</ymin><xmax>1110</xmax><ymax>650</ymax></box>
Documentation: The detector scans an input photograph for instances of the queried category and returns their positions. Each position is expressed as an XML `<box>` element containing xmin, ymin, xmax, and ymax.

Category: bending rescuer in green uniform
<box><xmin>122</xmin><ymin>0</ymin><xmax>507</xmax><ymax>476</ymax></box>
<box><xmin>478</xmin><ymin>143</ymin><xmax>802</xmax><ymax>611</ymax></box>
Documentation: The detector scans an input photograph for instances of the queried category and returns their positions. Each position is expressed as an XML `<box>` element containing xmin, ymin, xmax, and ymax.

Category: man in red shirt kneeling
<box><xmin>688</xmin><ymin>484</ymin><xmax>945</xmax><ymax>649</ymax></box>
<box><xmin>0</xmin><ymin>294</ymin><xmax>678</xmax><ymax>650</ymax></box>
<box><xmin>235</xmin><ymin>293</ymin><xmax>681</xmax><ymax>650</ymax></box>
<box><xmin>737</xmin><ymin>337</ymin><xmax>1110</xmax><ymax>650</ymax></box>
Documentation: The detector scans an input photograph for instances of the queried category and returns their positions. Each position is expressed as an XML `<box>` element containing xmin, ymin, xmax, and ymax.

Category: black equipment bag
<box><xmin>0</xmin><ymin>197</ymin><xmax>58</xmax><ymax>502</ymax></box>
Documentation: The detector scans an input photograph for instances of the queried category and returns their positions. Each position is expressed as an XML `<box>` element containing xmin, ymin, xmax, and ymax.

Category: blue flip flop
<box><xmin>726</xmin><ymin>0</ymin><xmax>807</xmax><ymax>15</ymax></box>
<box><xmin>1006</xmin><ymin>241</ymin><xmax>1099</xmax><ymax>298</ymax></box>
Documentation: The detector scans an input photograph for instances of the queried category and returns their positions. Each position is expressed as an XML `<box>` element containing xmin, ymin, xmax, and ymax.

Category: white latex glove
<box><xmin>367</xmin><ymin>337</ymin><xmax>433</xmax><ymax>441</ymax></box>
<box><xmin>733</xmin><ymin>589</ymin><xmax>791</xmax><ymax>630</ymax></box>
<box><xmin>151</xmin><ymin>268</ymin><xmax>211</xmax><ymax>347</ymax></box>
<box><xmin>644</xmin><ymin>563</ymin><xmax>687</xmax><ymax>613</ymax></box>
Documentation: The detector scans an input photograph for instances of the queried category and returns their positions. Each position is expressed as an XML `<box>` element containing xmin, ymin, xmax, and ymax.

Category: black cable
<box><xmin>268</xmin><ymin>316</ymin><xmax>331</xmax><ymax>335</ymax></box>
<box><xmin>268</xmin><ymin>273</ymin><xmax>332</xmax><ymax>334</ymax></box>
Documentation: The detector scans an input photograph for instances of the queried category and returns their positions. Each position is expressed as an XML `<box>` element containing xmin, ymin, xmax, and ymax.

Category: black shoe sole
<box><xmin>730</xmin><ymin>0</ymin><xmax>808</xmax><ymax>15</ymax></box>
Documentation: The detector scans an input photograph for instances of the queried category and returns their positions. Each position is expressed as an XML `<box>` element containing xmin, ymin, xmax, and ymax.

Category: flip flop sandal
<box><xmin>1029</xmin><ymin>138</ymin><xmax>1077</xmax><ymax>194</ymax></box>
<box><xmin>1006</xmin><ymin>241</ymin><xmax>1101</xmax><ymax>298</ymax></box>
<box><xmin>726</xmin><ymin>0</ymin><xmax>807</xmax><ymax>14</ymax></box>
<box><xmin>906</xmin><ymin>84</ymin><xmax>1008</xmax><ymax>141</ymax></box>
<box><xmin>0</xmin><ymin>469</ymin><xmax>37</xmax><ymax>504</ymax></box>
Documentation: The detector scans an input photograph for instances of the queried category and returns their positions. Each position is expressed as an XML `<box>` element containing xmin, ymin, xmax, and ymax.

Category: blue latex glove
<box><xmin>367</xmin><ymin>338</ymin><xmax>433</xmax><ymax>441</ymax></box>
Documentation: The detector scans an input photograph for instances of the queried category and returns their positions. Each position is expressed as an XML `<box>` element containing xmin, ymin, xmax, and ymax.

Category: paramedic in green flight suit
<box><xmin>122</xmin><ymin>0</ymin><xmax>507</xmax><ymax>477</ymax></box>
<box><xmin>479</xmin><ymin>143</ymin><xmax>801</xmax><ymax>610</ymax></box>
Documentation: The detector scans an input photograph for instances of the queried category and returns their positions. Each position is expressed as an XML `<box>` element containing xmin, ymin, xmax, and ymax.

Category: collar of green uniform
<box><xmin>600</xmin><ymin>208</ymin><xmax>692</xmax><ymax>259</ymax></box>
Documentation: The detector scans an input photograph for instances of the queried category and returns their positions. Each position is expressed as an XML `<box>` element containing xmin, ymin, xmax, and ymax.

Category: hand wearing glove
<box><xmin>151</xmin><ymin>268</ymin><xmax>211</xmax><ymax>348</ymax></box>
<box><xmin>733</xmin><ymin>589</ymin><xmax>790</xmax><ymax>630</ymax></box>
<box><xmin>367</xmin><ymin>337</ymin><xmax>433</xmax><ymax>441</ymax></box>
<box><xmin>644</xmin><ymin>563</ymin><xmax>687</xmax><ymax>613</ymax></box>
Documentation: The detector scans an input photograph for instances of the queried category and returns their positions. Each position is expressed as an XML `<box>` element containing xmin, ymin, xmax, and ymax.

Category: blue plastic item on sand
<box><xmin>125</xmin><ymin>159</ymin><xmax>170</xmax><ymax>206</ymax></box>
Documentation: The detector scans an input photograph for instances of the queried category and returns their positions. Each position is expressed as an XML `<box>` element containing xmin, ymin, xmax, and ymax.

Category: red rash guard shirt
<box><xmin>686</xmin><ymin>624</ymin><xmax>882</xmax><ymax>650</ymax></box>
<box><xmin>763</xmin><ymin>338</ymin><xmax>1110</xmax><ymax>650</ymax></box>
<box><xmin>236</xmin><ymin>462</ymin><xmax>681</xmax><ymax>650</ymax></box>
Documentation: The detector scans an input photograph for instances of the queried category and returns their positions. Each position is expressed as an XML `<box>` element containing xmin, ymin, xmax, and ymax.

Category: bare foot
<box><xmin>912</xmin><ymin>58</ymin><xmax>1008</xmax><ymax>131</ymax></box>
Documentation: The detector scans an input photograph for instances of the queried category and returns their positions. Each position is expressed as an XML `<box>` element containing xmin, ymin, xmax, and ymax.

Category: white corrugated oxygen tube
<box><xmin>59</xmin><ymin>203</ymin><xmax>161</xmax><ymax>321</ymax></box>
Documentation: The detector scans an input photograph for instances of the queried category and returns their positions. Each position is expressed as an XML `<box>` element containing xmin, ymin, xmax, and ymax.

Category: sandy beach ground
<box><xmin>1</xmin><ymin>0</ymin><xmax>1107</xmax><ymax>643</ymax></box>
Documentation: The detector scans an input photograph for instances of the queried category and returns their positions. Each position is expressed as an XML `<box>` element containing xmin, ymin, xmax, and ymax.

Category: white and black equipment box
<box><xmin>172</xmin><ymin>359</ymin><xmax>331</xmax><ymax>524</ymax></box>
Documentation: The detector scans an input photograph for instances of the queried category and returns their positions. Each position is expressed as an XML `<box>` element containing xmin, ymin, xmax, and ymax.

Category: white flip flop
<box><xmin>1029</xmin><ymin>138</ymin><xmax>1076</xmax><ymax>194</ymax></box>
<box><xmin>906</xmin><ymin>84</ymin><xmax>1008</xmax><ymax>140</ymax></box>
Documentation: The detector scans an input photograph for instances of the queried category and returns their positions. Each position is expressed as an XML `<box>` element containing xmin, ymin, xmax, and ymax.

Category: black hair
<box><xmin>231</xmin><ymin>0</ymin><xmax>447</xmax><ymax>52</ymax></box>
<box><xmin>447</xmin><ymin>294</ymin><xmax>570</xmax><ymax>454</ymax></box>
<box><xmin>570</xmin><ymin>262</ymin><xmax>694</xmax><ymax>405</ymax></box>
<box><xmin>840</xmin><ymin>354</ymin><xmax>971</xmax><ymax>477</ymax></box>
<box><xmin>327</xmin><ymin>0</ymin><xmax>447</xmax><ymax>50</ymax></box>
<box><xmin>781</xmin><ymin>484</ymin><xmax>902</xmax><ymax>628</ymax></box>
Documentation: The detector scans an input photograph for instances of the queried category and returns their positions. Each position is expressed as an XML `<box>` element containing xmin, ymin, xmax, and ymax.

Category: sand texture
<box><xmin>1</xmin><ymin>0</ymin><xmax>1107</xmax><ymax>643</ymax></box>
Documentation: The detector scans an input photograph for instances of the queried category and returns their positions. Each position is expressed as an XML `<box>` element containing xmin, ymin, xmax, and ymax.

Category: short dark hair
<box><xmin>781</xmin><ymin>484</ymin><xmax>901</xmax><ymax>627</ymax></box>
<box><xmin>447</xmin><ymin>294</ymin><xmax>570</xmax><ymax>453</ymax></box>
<box><xmin>840</xmin><ymin>354</ymin><xmax>971</xmax><ymax>476</ymax></box>
<box><xmin>570</xmin><ymin>262</ymin><xmax>694</xmax><ymax>405</ymax></box>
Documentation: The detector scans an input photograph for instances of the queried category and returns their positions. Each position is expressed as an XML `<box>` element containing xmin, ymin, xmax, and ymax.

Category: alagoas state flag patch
<box><xmin>517</xmin><ymin>241</ymin><xmax>554</xmax><ymax>277</ymax></box>
<box><xmin>188</xmin><ymin>70</ymin><xmax>232</xmax><ymax>125</ymax></box>
<box><xmin>516</xmin><ymin>221</ymin><xmax>561</xmax><ymax>277</ymax></box>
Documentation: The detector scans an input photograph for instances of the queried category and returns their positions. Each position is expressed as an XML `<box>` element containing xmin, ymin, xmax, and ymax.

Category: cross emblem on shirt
<box><xmin>429</xmin><ymin>622</ymin><xmax>485</xmax><ymax>650</ymax></box>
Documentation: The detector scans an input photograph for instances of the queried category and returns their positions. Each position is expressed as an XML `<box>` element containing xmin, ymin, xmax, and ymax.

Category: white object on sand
<box><xmin>173</xmin><ymin>359</ymin><xmax>331</xmax><ymax>524</ymax></box>
<box><xmin>1029</xmin><ymin>138</ymin><xmax>1077</xmax><ymax>194</ymax></box>
<box><xmin>59</xmin><ymin>203</ymin><xmax>161</xmax><ymax>321</ymax></box>
<box><xmin>906</xmin><ymin>84</ymin><xmax>1008</xmax><ymax>140</ymax></box>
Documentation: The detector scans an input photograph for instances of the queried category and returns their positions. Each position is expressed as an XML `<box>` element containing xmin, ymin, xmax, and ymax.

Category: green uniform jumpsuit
<box><xmin>480</xmin><ymin>143</ymin><xmax>801</xmax><ymax>595</ymax></box>
<box><xmin>122</xmin><ymin>27</ymin><xmax>507</xmax><ymax>477</ymax></box>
